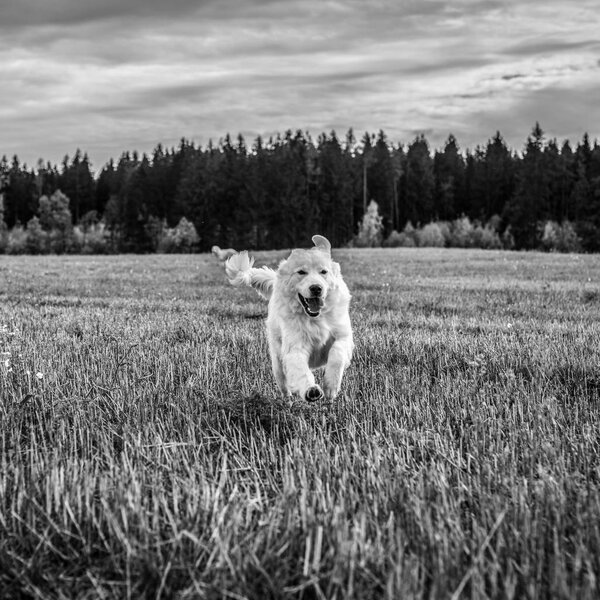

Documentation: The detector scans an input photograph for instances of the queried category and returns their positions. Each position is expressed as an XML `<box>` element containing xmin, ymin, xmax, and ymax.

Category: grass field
<box><xmin>1</xmin><ymin>248</ymin><xmax>600</xmax><ymax>599</ymax></box>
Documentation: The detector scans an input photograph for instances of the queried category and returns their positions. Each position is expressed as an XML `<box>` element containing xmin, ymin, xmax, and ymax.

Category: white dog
<box><xmin>211</xmin><ymin>245</ymin><xmax>237</xmax><ymax>262</ymax></box>
<box><xmin>225</xmin><ymin>235</ymin><xmax>353</xmax><ymax>402</ymax></box>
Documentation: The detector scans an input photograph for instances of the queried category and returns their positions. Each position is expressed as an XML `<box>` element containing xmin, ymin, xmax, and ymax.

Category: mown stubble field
<box><xmin>1</xmin><ymin>248</ymin><xmax>600</xmax><ymax>599</ymax></box>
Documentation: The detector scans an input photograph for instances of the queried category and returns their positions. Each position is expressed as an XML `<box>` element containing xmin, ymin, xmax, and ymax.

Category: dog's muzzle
<box><xmin>298</xmin><ymin>294</ymin><xmax>324</xmax><ymax>318</ymax></box>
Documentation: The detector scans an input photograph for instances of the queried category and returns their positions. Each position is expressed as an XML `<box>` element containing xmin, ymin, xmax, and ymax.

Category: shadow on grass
<box><xmin>212</xmin><ymin>389</ymin><xmax>351</xmax><ymax>447</ymax></box>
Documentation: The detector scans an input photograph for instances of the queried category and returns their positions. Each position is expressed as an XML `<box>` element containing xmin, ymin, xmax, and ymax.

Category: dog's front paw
<box><xmin>305</xmin><ymin>385</ymin><xmax>324</xmax><ymax>403</ymax></box>
<box><xmin>323</xmin><ymin>385</ymin><xmax>338</xmax><ymax>401</ymax></box>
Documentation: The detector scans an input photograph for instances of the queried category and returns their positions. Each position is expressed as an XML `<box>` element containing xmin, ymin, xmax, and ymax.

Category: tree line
<box><xmin>1</xmin><ymin>123</ymin><xmax>599</xmax><ymax>254</ymax></box>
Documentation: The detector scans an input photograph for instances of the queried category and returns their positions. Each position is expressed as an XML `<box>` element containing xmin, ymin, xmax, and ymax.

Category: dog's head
<box><xmin>277</xmin><ymin>235</ymin><xmax>342</xmax><ymax>318</ymax></box>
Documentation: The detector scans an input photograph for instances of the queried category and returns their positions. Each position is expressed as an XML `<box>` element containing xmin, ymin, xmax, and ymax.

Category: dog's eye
<box><xmin>320</xmin><ymin>269</ymin><xmax>328</xmax><ymax>275</ymax></box>
<box><xmin>297</xmin><ymin>270</ymin><xmax>307</xmax><ymax>275</ymax></box>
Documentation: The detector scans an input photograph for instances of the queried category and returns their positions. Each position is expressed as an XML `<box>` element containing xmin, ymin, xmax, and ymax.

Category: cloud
<box><xmin>504</xmin><ymin>38</ymin><xmax>600</xmax><ymax>58</ymax></box>
<box><xmin>464</xmin><ymin>81</ymin><xmax>600</xmax><ymax>152</ymax></box>
<box><xmin>0</xmin><ymin>0</ymin><xmax>202</xmax><ymax>28</ymax></box>
<box><xmin>1</xmin><ymin>0</ymin><xmax>599</xmax><ymax>167</ymax></box>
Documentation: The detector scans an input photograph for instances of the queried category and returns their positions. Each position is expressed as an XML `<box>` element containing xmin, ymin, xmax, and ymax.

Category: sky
<box><xmin>1</xmin><ymin>0</ymin><xmax>599</xmax><ymax>171</ymax></box>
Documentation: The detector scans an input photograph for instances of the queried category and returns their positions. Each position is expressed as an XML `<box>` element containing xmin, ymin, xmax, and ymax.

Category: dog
<box><xmin>225</xmin><ymin>235</ymin><xmax>353</xmax><ymax>402</ymax></box>
<box><xmin>212</xmin><ymin>245</ymin><xmax>237</xmax><ymax>262</ymax></box>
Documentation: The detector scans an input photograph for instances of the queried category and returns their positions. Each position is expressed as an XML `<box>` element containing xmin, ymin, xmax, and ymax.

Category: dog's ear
<box><xmin>323</xmin><ymin>261</ymin><xmax>342</xmax><ymax>290</ymax></box>
<box><xmin>277</xmin><ymin>258</ymin><xmax>297</xmax><ymax>289</ymax></box>
<box><xmin>312</xmin><ymin>235</ymin><xmax>331</xmax><ymax>255</ymax></box>
<box><xmin>277</xmin><ymin>258</ymin><xmax>291</xmax><ymax>277</ymax></box>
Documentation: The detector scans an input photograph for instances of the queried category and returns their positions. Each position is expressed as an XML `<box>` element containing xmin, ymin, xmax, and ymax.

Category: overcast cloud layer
<box><xmin>1</xmin><ymin>0</ymin><xmax>599</xmax><ymax>169</ymax></box>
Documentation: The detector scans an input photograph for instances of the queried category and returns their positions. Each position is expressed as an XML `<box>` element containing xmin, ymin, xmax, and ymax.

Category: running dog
<box><xmin>225</xmin><ymin>235</ymin><xmax>353</xmax><ymax>402</ymax></box>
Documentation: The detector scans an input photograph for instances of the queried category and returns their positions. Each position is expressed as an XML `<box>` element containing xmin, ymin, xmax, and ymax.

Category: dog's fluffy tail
<box><xmin>212</xmin><ymin>245</ymin><xmax>237</xmax><ymax>262</ymax></box>
<box><xmin>225</xmin><ymin>251</ymin><xmax>275</xmax><ymax>300</ymax></box>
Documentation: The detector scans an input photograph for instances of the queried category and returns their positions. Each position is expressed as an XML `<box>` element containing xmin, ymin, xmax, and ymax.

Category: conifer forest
<box><xmin>1</xmin><ymin>123</ymin><xmax>599</xmax><ymax>254</ymax></box>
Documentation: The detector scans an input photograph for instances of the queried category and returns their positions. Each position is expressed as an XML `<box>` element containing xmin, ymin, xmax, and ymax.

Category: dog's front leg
<box><xmin>283</xmin><ymin>350</ymin><xmax>324</xmax><ymax>402</ymax></box>
<box><xmin>323</xmin><ymin>338</ymin><xmax>353</xmax><ymax>400</ymax></box>
<box><xmin>271</xmin><ymin>353</ymin><xmax>290</xmax><ymax>398</ymax></box>
<box><xmin>268</xmin><ymin>324</ymin><xmax>291</xmax><ymax>399</ymax></box>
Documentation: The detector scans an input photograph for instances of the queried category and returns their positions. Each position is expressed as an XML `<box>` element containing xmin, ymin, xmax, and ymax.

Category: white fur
<box><xmin>225</xmin><ymin>252</ymin><xmax>275</xmax><ymax>300</ymax></box>
<box><xmin>212</xmin><ymin>245</ymin><xmax>237</xmax><ymax>262</ymax></box>
<box><xmin>225</xmin><ymin>235</ymin><xmax>353</xmax><ymax>402</ymax></box>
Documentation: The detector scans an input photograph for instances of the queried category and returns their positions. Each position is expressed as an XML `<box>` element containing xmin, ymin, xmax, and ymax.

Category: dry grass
<box><xmin>1</xmin><ymin>248</ymin><xmax>599</xmax><ymax>599</ymax></box>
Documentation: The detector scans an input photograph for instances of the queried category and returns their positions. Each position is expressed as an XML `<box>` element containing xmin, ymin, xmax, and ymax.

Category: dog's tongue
<box><xmin>306</xmin><ymin>297</ymin><xmax>324</xmax><ymax>312</ymax></box>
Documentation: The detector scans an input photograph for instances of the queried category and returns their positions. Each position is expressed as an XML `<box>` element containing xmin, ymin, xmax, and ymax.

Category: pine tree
<box><xmin>400</xmin><ymin>135</ymin><xmax>435</xmax><ymax>226</ymax></box>
<box><xmin>359</xmin><ymin>132</ymin><xmax>375</xmax><ymax>215</ymax></box>
<box><xmin>315</xmin><ymin>131</ymin><xmax>354</xmax><ymax>246</ymax></box>
<box><xmin>367</xmin><ymin>130</ymin><xmax>396</xmax><ymax>235</ymax></box>
<box><xmin>433</xmin><ymin>134</ymin><xmax>465</xmax><ymax>220</ymax></box>
<box><xmin>483</xmin><ymin>132</ymin><xmax>515</xmax><ymax>220</ymax></box>
<box><xmin>571</xmin><ymin>159</ymin><xmax>600</xmax><ymax>251</ymax></box>
<box><xmin>0</xmin><ymin>163</ymin><xmax>7</xmax><ymax>252</ymax></box>
<box><xmin>464</xmin><ymin>146</ymin><xmax>486</xmax><ymax>218</ymax></box>
<box><xmin>544</xmin><ymin>139</ymin><xmax>574</xmax><ymax>222</ymax></box>
<box><xmin>95</xmin><ymin>159</ymin><xmax>116</xmax><ymax>214</ymax></box>
<box><xmin>504</xmin><ymin>123</ymin><xmax>551</xmax><ymax>248</ymax></box>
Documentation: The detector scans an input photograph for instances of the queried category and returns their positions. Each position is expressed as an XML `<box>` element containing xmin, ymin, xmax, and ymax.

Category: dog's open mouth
<box><xmin>298</xmin><ymin>294</ymin><xmax>324</xmax><ymax>318</ymax></box>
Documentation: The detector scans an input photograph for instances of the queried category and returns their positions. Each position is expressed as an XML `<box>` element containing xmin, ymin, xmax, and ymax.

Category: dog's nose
<box><xmin>309</xmin><ymin>285</ymin><xmax>322</xmax><ymax>297</ymax></box>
